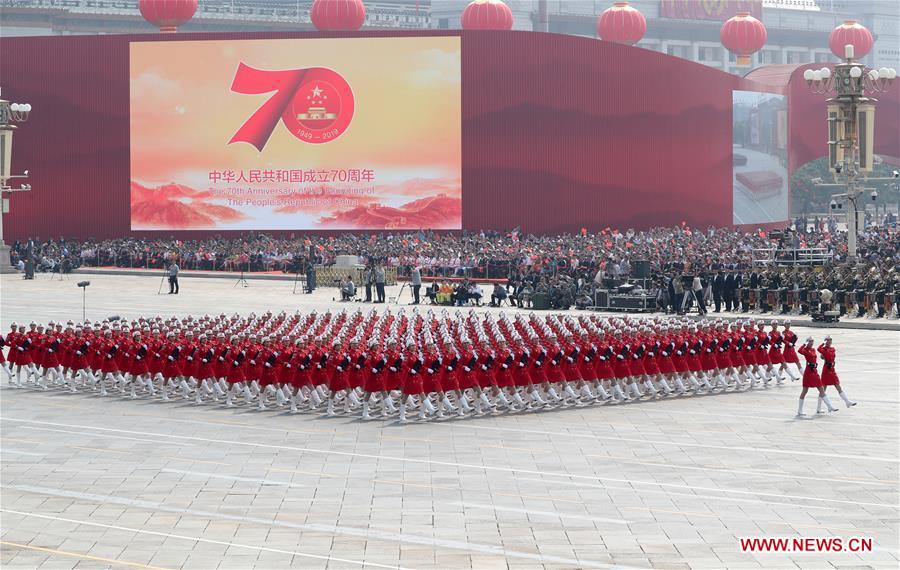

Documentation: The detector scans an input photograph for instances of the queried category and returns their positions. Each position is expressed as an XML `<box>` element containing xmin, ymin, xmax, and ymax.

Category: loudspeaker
<box><xmin>634</xmin><ymin>260</ymin><xmax>651</xmax><ymax>279</ymax></box>
<box><xmin>532</xmin><ymin>293</ymin><xmax>550</xmax><ymax>310</ymax></box>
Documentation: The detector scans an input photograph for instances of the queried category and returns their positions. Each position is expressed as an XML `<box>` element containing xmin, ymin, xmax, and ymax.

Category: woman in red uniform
<box><xmin>398</xmin><ymin>342</ymin><xmax>424</xmax><ymax>423</ymax></box>
<box><xmin>781</xmin><ymin>322</ymin><xmax>802</xmax><ymax>380</ymax></box>
<box><xmin>818</xmin><ymin>335</ymin><xmax>856</xmax><ymax>409</ymax></box>
<box><xmin>796</xmin><ymin>337</ymin><xmax>836</xmax><ymax>416</ymax></box>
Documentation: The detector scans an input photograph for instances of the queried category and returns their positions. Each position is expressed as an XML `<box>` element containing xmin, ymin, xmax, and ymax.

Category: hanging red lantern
<box><xmin>596</xmin><ymin>2</ymin><xmax>646</xmax><ymax>46</ymax></box>
<box><xmin>720</xmin><ymin>12</ymin><xmax>767</xmax><ymax>66</ymax></box>
<box><xmin>310</xmin><ymin>0</ymin><xmax>366</xmax><ymax>32</ymax></box>
<box><xmin>138</xmin><ymin>0</ymin><xmax>197</xmax><ymax>33</ymax></box>
<box><xmin>461</xmin><ymin>0</ymin><xmax>513</xmax><ymax>31</ymax></box>
<box><xmin>828</xmin><ymin>20</ymin><xmax>874</xmax><ymax>59</ymax></box>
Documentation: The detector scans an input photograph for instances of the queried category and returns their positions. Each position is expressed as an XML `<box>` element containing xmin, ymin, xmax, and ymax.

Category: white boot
<box><xmin>643</xmin><ymin>380</ymin><xmax>658</xmax><ymax>397</ymax></box>
<box><xmin>459</xmin><ymin>394</ymin><xmax>473</xmax><ymax>412</ymax></box>
<box><xmin>595</xmin><ymin>382</ymin><xmax>611</xmax><ymax>401</ymax></box>
<box><xmin>674</xmin><ymin>377</ymin><xmax>687</xmax><ymax>394</ymax></box>
<box><xmin>797</xmin><ymin>398</ymin><xmax>805</xmax><ymax>417</ymax></box>
<box><xmin>326</xmin><ymin>398</ymin><xmax>335</xmax><ymax>417</ymax></box>
<box><xmin>564</xmin><ymin>385</ymin><xmax>578</xmax><ymax>401</ymax></box>
<box><xmin>180</xmin><ymin>379</ymin><xmax>191</xmax><ymax>400</ymax></box>
<box><xmin>530</xmin><ymin>389</ymin><xmax>547</xmax><ymax>406</ymax></box>
<box><xmin>613</xmin><ymin>383</ymin><xmax>627</xmax><ymax>401</ymax></box>
<box><xmin>822</xmin><ymin>394</ymin><xmax>838</xmax><ymax>412</ymax></box>
<box><xmin>687</xmin><ymin>374</ymin><xmax>700</xmax><ymax>390</ymax></box>
<box><xmin>398</xmin><ymin>400</ymin><xmax>407</xmax><ymax>423</ymax></box>
<box><xmin>275</xmin><ymin>387</ymin><xmax>287</xmax><ymax>407</ymax></box>
<box><xmin>479</xmin><ymin>392</ymin><xmax>492</xmax><ymax>410</ymax></box>
<box><xmin>242</xmin><ymin>385</ymin><xmax>254</xmax><ymax>403</ymax></box>
<box><xmin>258</xmin><ymin>387</ymin><xmax>271</xmax><ymax>410</ymax></box>
<box><xmin>512</xmin><ymin>392</ymin><xmax>526</xmax><ymax>409</ymax></box>
<box><xmin>442</xmin><ymin>395</ymin><xmax>457</xmax><ymax>413</ymax></box>
<box><xmin>839</xmin><ymin>391</ymin><xmax>857</xmax><ymax>407</ymax></box>
<box><xmin>424</xmin><ymin>397</ymin><xmax>437</xmax><ymax>415</ymax></box>
<box><xmin>658</xmin><ymin>378</ymin><xmax>673</xmax><ymax>395</ymax></box>
<box><xmin>547</xmin><ymin>387</ymin><xmax>562</xmax><ymax>403</ymax></box>
<box><xmin>629</xmin><ymin>383</ymin><xmax>643</xmax><ymax>399</ymax></box>
<box><xmin>384</xmin><ymin>395</ymin><xmax>398</xmax><ymax>413</ymax></box>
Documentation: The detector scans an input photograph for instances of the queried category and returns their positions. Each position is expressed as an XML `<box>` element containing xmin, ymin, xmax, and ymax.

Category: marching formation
<box><xmin>1</xmin><ymin>309</ymin><xmax>854</xmax><ymax>422</ymax></box>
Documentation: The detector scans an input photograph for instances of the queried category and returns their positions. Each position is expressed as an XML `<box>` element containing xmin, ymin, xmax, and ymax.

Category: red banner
<box><xmin>659</xmin><ymin>0</ymin><xmax>762</xmax><ymax>21</ymax></box>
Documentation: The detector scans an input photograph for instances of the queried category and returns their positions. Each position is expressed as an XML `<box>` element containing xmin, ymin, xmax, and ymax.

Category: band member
<box><xmin>818</xmin><ymin>335</ymin><xmax>857</xmax><ymax>409</ymax></box>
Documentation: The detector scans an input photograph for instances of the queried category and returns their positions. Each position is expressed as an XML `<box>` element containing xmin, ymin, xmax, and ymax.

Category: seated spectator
<box><xmin>340</xmin><ymin>275</ymin><xmax>356</xmax><ymax>301</ymax></box>
<box><xmin>437</xmin><ymin>281</ymin><xmax>453</xmax><ymax>305</ymax></box>
<box><xmin>425</xmin><ymin>281</ymin><xmax>439</xmax><ymax>304</ymax></box>
<box><xmin>490</xmin><ymin>283</ymin><xmax>508</xmax><ymax>306</ymax></box>
<box><xmin>519</xmin><ymin>283</ymin><xmax>535</xmax><ymax>308</ymax></box>
<box><xmin>467</xmin><ymin>282</ymin><xmax>483</xmax><ymax>306</ymax></box>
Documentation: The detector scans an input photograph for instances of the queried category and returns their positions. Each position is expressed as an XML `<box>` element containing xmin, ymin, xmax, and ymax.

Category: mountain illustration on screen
<box><xmin>131</xmin><ymin>181</ymin><xmax>247</xmax><ymax>229</ymax></box>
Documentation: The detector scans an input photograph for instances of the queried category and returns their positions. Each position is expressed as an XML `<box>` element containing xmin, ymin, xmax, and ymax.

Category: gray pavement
<box><xmin>1</xmin><ymin>273</ymin><xmax>898</xmax><ymax>569</ymax></box>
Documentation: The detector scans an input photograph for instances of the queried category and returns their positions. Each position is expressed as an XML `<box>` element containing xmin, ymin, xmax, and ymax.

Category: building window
<box><xmin>438</xmin><ymin>18</ymin><xmax>449</xmax><ymax>29</ymax></box>
<box><xmin>813</xmin><ymin>52</ymin><xmax>830</xmax><ymax>62</ymax></box>
<box><xmin>786</xmin><ymin>51</ymin><xmax>808</xmax><ymax>64</ymax></box>
<box><xmin>698</xmin><ymin>46</ymin><xmax>720</xmax><ymax>61</ymax></box>
<box><xmin>667</xmin><ymin>45</ymin><xmax>689</xmax><ymax>58</ymax></box>
<box><xmin>761</xmin><ymin>50</ymin><xmax>781</xmax><ymax>64</ymax></box>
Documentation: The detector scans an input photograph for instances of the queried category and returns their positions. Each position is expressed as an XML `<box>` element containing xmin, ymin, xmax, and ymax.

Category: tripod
<box><xmin>395</xmin><ymin>282</ymin><xmax>408</xmax><ymax>304</ymax></box>
<box><xmin>233</xmin><ymin>263</ymin><xmax>249</xmax><ymax>288</ymax></box>
<box><xmin>292</xmin><ymin>270</ymin><xmax>303</xmax><ymax>294</ymax></box>
<box><xmin>157</xmin><ymin>268</ymin><xmax>168</xmax><ymax>295</ymax></box>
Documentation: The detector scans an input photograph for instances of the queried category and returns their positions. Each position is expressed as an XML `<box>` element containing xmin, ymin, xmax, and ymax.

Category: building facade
<box><xmin>0</xmin><ymin>0</ymin><xmax>896</xmax><ymax>71</ymax></box>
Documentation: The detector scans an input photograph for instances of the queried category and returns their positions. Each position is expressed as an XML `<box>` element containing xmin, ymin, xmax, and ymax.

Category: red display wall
<box><xmin>1</xmin><ymin>30</ymin><xmax>752</xmax><ymax>240</ymax></box>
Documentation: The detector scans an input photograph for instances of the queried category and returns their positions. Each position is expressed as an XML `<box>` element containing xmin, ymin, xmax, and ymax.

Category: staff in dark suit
<box><xmin>723</xmin><ymin>271</ymin><xmax>737</xmax><ymax>312</ymax></box>
<box><xmin>712</xmin><ymin>270</ymin><xmax>725</xmax><ymax>312</ymax></box>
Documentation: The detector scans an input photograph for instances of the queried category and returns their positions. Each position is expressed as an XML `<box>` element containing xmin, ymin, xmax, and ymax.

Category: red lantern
<box><xmin>461</xmin><ymin>0</ymin><xmax>513</xmax><ymax>31</ymax></box>
<box><xmin>720</xmin><ymin>12</ymin><xmax>767</xmax><ymax>66</ymax></box>
<box><xmin>829</xmin><ymin>20</ymin><xmax>874</xmax><ymax>60</ymax></box>
<box><xmin>596</xmin><ymin>2</ymin><xmax>646</xmax><ymax>46</ymax></box>
<box><xmin>138</xmin><ymin>0</ymin><xmax>197</xmax><ymax>33</ymax></box>
<box><xmin>310</xmin><ymin>0</ymin><xmax>366</xmax><ymax>32</ymax></box>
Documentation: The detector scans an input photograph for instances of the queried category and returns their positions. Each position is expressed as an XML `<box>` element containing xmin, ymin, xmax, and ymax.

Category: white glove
<box><xmin>463</xmin><ymin>366</ymin><xmax>471</xmax><ymax>372</ymax></box>
<box><xmin>371</xmin><ymin>368</ymin><xmax>378</xmax><ymax>373</ymax></box>
<box><xmin>336</xmin><ymin>366</ymin><xmax>343</xmax><ymax>372</ymax></box>
<box><xmin>49</xmin><ymin>349</ymin><xmax>54</xmax><ymax>353</ymax></box>
<box><xmin>233</xmin><ymin>361</ymin><xmax>239</xmax><ymax>366</ymax></box>
<box><xmin>502</xmin><ymin>364</ymin><xmax>509</xmax><ymax>369</ymax></box>
<box><xmin>167</xmin><ymin>356</ymin><xmax>174</xmax><ymax>361</ymax></box>
<box><xmin>265</xmin><ymin>363</ymin><xmax>272</xmax><ymax>368</ymax></box>
<box><xmin>689</xmin><ymin>350</ymin><xmax>696</xmax><ymax>355</ymax></box>
<box><xmin>187</xmin><ymin>356</ymin><xmax>193</xmax><ymax>361</ymax></box>
<box><xmin>76</xmin><ymin>351</ymin><xmax>83</xmax><ymax>356</ymax></box>
<box><xmin>316</xmin><ymin>364</ymin><xmax>322</xmax><ymax>369</ymax></box>
<box><xmin>481</xmin><ymin>365</ymin><xmax>487</xmax><ymax>370</ymax></box>
<box><xmin>355</xmin><ymin>364</ymin><xmax>361</xmax><ymax>369</ymax></box>
<box><xmin>390</xmin><ymin>366</ymin><xmax>397</xmax><ymax>372</ymax></box>
<box><xmin>676</xmin><ymin>351</ymin><xmax>683</xmax><ymax>356</ymax></box>
<box><xmin>202</xmin><ymin>358</ymin><xmax>208</xmax><ymax>363</ymax></box>
<box><xmin>567</xmin><ymin>357</ymin><xmax>574</xmax><ymax>363</ymax></box>
<box><xmin>410</xmin><ymin>369</ymin><xmax>417</xmax><ymax>375</ymax></box>
<box><xmin>518</xmin><ymin>363</ymin><xmax>524</xmax><ymax>367</ymax></box>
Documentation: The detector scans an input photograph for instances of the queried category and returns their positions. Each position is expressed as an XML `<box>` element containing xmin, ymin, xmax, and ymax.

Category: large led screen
<box><xmin>130</xmin><ymin>37</ymin><xmax>462</xmax><ymax>230</ymax></box>
<box><xmin>732</xmin><ymin>90</ymin><xmax>788</xmax><ymax>225</ymax></box>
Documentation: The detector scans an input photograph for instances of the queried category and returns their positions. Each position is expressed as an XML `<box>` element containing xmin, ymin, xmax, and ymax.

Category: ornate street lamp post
<box><xmin>0</xmin><ymin>89</ymin><xmax>32</xmax><ymax>273</ymax></box>
<box><xmin>804</xmin><ymin>46</ymin><xmax>896</xmax><ymax>258</ymax></box>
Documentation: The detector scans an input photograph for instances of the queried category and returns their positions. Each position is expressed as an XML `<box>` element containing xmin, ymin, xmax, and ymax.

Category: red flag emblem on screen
<box><xmin>228</xmin><ymin>63</ymin><xmax>355</xmax><ymax>151</ymax></box>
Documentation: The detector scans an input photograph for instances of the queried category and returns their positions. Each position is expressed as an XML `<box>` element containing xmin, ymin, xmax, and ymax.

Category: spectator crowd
<box><xmin>8</xmin><ymin>224</ymin><xmax>899</xmax><ymax>315</ymax></box>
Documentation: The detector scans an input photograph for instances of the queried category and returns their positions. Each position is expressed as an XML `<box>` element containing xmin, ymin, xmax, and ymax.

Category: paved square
<box><xmin>1</xmin><ymin>273</ymin><xmax>898</xmax><ymax>569</ymax></box>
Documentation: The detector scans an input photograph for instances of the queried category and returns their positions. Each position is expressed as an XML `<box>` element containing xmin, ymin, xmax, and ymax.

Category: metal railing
<box><xmin>752</xmin><ymin>247</ymin><xmax>833</xmax><ymax>267</ymax></box>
